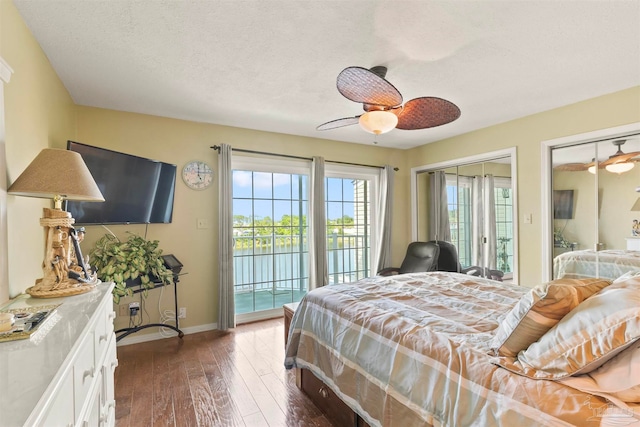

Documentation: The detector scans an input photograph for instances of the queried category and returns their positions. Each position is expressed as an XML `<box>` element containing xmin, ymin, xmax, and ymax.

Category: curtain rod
<box><xmin>211</xmin><ymin>145</ymin><xmax>399</xmax><ymax>171</ymax></box>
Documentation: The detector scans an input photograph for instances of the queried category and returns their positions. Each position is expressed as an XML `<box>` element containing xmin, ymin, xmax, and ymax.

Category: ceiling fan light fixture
<box><xmin>605</xmin><ymin>161</ymin><xmax>635</xmax><ymax>174</ymax></box>
<box><xmin>587</xmin><ymin>165</ymin><xmax>597</xmax><ymax>174</ymax></box>
<box><xmin>358</xmin><ymin>110</ymin><xmax>398</xmax><ymax>135</ymax></box>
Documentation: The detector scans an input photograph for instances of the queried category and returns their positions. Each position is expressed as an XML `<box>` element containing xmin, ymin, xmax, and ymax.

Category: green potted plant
<box><xmin>90</xmin><ymin>232</ymin><xmax>173</xmax><ymax>303</ymax></box>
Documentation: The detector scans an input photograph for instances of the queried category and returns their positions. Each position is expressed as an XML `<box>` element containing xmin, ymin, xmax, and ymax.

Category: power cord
<box><xmin>157</xmin><ymin>281</ymin><xmax>179</xmax><ymax>337</ymax></box>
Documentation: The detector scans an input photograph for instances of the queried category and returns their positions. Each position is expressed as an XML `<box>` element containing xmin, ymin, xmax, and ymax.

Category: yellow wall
<box><xmin>2</xmin><ymin>0</ymin><xmax>639</xmax><ymax>331</ymax></box>
<box><xmin>554</xmin><ymin>166</ymin><xmax>640</xmax><ymax>252</ymax></box>
<box><xmin>407</xmin><ymin>86</ymin><xmax>640</xmax><ymax>286</ymax></box>
<box><xmin>75</xmin><ymin>106</ymin><xmax>408</xmax><ymax>332</ymax></box>
<box><xmin>1</xmin><ymin>0</ymin><xmax>77</xmax><ymax>300</ymax></box>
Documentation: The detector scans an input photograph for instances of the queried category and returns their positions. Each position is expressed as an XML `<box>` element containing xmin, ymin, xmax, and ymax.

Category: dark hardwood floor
<box><xmin>114</xmin><ymin>317</ymin><xmax>334</xmax><ymax>427</ymax></box>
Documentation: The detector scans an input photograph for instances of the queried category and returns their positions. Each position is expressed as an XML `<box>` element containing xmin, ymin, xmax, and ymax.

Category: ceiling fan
<box><xmin>316</xmin><ymin>66</ymin><xmax>461</xmax><ymax>136</ymax></box>
<box><xmin>555</xmin><ymin>140</ymin><xmax>640</xmax><ymax>174</ymax></box>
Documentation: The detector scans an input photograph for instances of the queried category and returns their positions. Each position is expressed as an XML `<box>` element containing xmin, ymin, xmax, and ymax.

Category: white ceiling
<box><xmin>13</xmin><ymin>0</ymin><xmax>640</xmax><ymax>149</ymax></box>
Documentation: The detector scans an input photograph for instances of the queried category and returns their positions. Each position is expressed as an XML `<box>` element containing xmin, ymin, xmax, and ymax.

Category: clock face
<box><xmin>182</xmin><ymin>161</ymin><xmax>213</xmax><ymax>190</ymax></box>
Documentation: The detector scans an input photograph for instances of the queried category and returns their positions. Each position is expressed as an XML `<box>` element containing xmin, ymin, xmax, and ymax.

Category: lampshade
<box><xmin>8</xmin><ymin>148</ymin><xmax>104</xmax><ymax>204</ymax></box>
<box><xmin>8</xmin><ymin>148</ymin><xmax>103</xmax><ymax>298</ymax></box>
<box><xmin>605</xmin><ymin>161</ymin><xmax>635</xmax><ymax>174</ymax></box>
<box><xmin>358</xmin><ymin>111</ymin><xmax>398</xmax><ymax>135</ymax></box>
<box><xmin>631</xmin><ymin>198</ymin><xmax>640</xmax><ymax>211</ymax></box>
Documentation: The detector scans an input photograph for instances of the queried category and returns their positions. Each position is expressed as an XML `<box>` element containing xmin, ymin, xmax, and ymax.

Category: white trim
<box><xmin>236</xmin><ymin>307</ymin><xmax>284</xmax><ymax>324</ymax></box>
<box><xmin>116</xmin><ymin>322</ymin><xmax>219</xmax><ymax>346</ymax></box>
<box><xmin>540</xmin><ymin>122</ymin><xmax>640</xmax><ymax>281</ymax></box>
<box><xmin>410</xmin><ymin>147</ymin><xmax>519</xmax><ymax>284</ymax></box>
<box><xmin>232</xmin><ymin>153</ymin><xmax>310</xmax><ymax>175</ymax></box>
<box><xmin>0</xmin><ymin>57</ymin><xmax>13</xmax><ymax>84</ymax></box>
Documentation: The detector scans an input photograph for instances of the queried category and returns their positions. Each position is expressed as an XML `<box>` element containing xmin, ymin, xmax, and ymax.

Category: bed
<box><xmin>553</xmin><ymin>249</ymin><xmax>640</xmax><ymax>280</ymax></box>
<box><xmin>284</xmin><ymin>271</ymin><xmax>640</xmax><ymax>427</ymax></box>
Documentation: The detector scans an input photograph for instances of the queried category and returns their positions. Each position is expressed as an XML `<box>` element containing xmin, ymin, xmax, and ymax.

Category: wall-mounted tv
<box><xmin>65</xmin><ymin>141</ymin><xmax>177</xmax><ymax>225</ymax></box>
<box><xmin>553</xmin><ymin>189</ymin><xmax>574</xmax><ymax>220</ymax></box>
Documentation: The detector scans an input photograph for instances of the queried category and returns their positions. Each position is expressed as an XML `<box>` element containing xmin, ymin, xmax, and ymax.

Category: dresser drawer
<box><xmin>73</xmin><ymin>332</ymin><xmax>96</xmax><ymax>421</ymax></box>
<box><xmin>94</xmin><ymin>307</ymin><xmax>111</xmax><ymax>365</ymax></box>
<box><xmin>40</xmin><ymin>371</ymin><xmax>74</xmax><ymax>427</ymax></box>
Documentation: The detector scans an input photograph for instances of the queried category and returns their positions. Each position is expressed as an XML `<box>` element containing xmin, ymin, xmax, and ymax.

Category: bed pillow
<box><xmin>558</xmin><ymin>340</ymin><xmax>640</xmax><ymax>403</ymax></box>
<box><xmin>490</xmin><ymin>277</ymin><xmax>611</xmax><ymax>357</ymax></box>
<box><xmin>496</xmin><ymin>278</ymin><xmax>640</xmax><ymax>379</ymax></box>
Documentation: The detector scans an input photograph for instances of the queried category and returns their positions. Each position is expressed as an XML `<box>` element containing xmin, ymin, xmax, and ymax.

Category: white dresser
<box><xmin>0</xmin><ymin>283</ymin><xmax>117</xmax><ymax>427</ymax></box>
<box><xmin>626</xmin><ymin>237</ymin><xmax>640</xmax><ymax>250</ymax></box>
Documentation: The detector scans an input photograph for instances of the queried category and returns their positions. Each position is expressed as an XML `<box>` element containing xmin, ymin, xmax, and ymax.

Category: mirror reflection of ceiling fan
<box><xmin>316</xmin><ymin>66</ymin><xmax>461</xmax><ymax>137</ymax></box>
<box><xmin>555</xmin><ymin>140</ymin><xmax>640</xmax><ymax>174</ymax></box>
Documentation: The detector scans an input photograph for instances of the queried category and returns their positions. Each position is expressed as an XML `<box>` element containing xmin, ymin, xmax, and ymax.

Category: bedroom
<box><xmin>0</xmin><ymin>1</ymin><xmax>639</xmax><ymax>426</ymax></box>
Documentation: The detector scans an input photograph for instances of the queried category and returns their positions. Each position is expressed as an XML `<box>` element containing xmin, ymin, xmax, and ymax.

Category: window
<box><xmin>231</xmin><ymin>158</ymin><xmax>381</xmax><ymax>319</ymax></box>
<box><xmin>231</xmin><ymin>157</ymin><xmax>309</xmax><ymax>318</ymax></box>
<box><xmin>325</xmin><ymin>165</ymin><xmax>379</xmax><ymax>284</ymax></box>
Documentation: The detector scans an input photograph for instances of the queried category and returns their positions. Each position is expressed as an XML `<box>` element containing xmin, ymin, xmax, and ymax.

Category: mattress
<box><xmin>284</xmin><ymin>272</ymin><xmax>633</xmax><ymax>427</ymax></box>
<box><xmin>553</xmin><ymin>249</ymin><xmax>640</xmax><ymax>280</ymax></box>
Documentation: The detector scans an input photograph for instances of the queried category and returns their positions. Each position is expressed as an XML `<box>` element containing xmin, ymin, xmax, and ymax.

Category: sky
<box><xmin>232</xmin><ymin>171</ymin><xmax>356</xmax><ymax>221</ymax></box>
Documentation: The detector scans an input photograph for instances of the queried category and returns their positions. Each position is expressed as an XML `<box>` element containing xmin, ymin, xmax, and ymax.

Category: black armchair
<box><xmin>377</xmin><ymin>241</ymin><xmax>440</xmax><ymax>276</ymax></box>
<box><xmin>430</xmin><ymin>240</ymin><xmax>504</xmax><ymax>281</ymax></box>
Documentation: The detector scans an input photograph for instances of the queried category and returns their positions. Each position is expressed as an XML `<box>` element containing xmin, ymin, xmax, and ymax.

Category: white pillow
<box><xmin>496</xmin><ymin>278</ymin><xmax>640</xmax><ymax>380</ymax></box>
<box><xmin>587</xmin><ymin>339</ymin><xmax>640</xmax><ymax>402</ymax></box>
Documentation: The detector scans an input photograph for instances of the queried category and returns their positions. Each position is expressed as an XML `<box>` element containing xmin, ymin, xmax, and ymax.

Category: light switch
<box><xmin>197</xmin><ymin>218</ymin><xmax>210</xmax><ymax>229</ymax></box>
<box><xmin>524</xmin><ymin>213</ymin><xmax>532</xmax><ymax>224</ymax></box>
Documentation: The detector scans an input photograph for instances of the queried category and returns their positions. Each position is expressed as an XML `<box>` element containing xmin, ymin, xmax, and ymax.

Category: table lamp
<box><xmin>8</xmin><ymin>148</ymin><xmax>105</xmax><ymax>298</ymax></box>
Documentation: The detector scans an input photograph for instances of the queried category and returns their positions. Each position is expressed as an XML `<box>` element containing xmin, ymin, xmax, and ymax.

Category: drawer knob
<box><xmin>318</xmin><ymin>387</ymin><xmax>329</xmax><ymax>399</ymax></box>
<box><xmin>83</xmin><ymin>367</ymin><xmax>95</xmax><ymax>382</ymax></box>
<box><xmin>99</xmin><ymin>334</ymin><xmax>108</xmax><ymax>343</ymax></box>
<box><xmin>108</xmin><ymin>311</ymin><xmax>116</xmax><ymax>320</ymax></box>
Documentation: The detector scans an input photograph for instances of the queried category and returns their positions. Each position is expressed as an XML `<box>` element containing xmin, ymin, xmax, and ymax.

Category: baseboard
<box><xmin>116</xmin><ymin>322</ymin><xmax>218</xmax><ymax>346</ymax></box>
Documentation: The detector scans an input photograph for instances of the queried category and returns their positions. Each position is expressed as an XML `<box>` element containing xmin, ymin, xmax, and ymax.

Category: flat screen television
<box><xmin>65</xmin><ymin>141</ymin><xmax>177</xmax><ymax>225</ymax></box>
<box><xmin>553</xmin><ymin>189</ymin><xmax>574</xmax><ymax>219</ymax></box>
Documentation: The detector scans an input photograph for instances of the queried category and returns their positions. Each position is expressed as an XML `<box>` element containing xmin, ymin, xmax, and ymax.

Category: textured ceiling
<box><xmin>13</xmin><ymin>0</ymin><xmax>640</xmax><ymax>149</ymax></box>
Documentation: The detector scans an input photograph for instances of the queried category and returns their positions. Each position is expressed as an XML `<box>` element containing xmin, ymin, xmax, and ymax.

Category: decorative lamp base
<box><xmin>26</xmin><ymin>279</ymin><xmax>98</xmax><ymax>298</ymax></box>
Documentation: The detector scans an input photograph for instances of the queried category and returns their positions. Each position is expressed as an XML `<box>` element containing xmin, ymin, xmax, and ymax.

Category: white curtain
<box><xmin>217</xmin><ymin>144</ymin><xmax>235</xmax><ymax>330</ymax></box>
<box><xmin>472</xmin><ymin>176</ymin><xmax>484</xmax><ymax>266</ymax></box>
<box><xmin>428</xmin><ymin>171</ymin><xmax>451</xmax><ymax>241</ymax></box>
<box><xmin>374</xmin><ymin>165</ymin><xmax>394</xmax><ymax>273</ymax></box>
<box><xmin>471</xmin><ymin>174</ymin><xmax>497</xmax><ymax>270</ymax></box>
<box><xmin>309</xmin><ymin>156</ymin><xmax>327</xmax><ymax>289</ymax></box>
<box><xmin>483</xmin><ymin>175</ymin><xmax>497</xmax><ymax>269</ymax></box>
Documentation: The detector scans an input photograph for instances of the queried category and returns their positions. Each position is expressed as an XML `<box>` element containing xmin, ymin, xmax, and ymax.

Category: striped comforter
<box><xmin>284</xmin><ymin>272</ymin><xmax>624</xmax><ymax>427</ymax></box>
<box><xmin>554</xmin><ymin>249</ymin><xmax>640</xmax><ymax>280</ymax></box>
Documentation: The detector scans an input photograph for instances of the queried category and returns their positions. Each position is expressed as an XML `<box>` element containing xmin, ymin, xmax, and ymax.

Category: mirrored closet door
<box><xmin>549</xmin><ymin>131</ymin><xmax>640</xmax><ymax>280</ymax></box>
<box><xmin>412</xmin><ymin>149</ymin><xmax>518</xmax><ymax>283</ymax></box>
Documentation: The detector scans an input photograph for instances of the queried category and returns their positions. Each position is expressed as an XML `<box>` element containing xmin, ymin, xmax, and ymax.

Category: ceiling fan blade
<box><xmin>316</xmin><ymin>116</ymin><xmax>360</xmax><ymax>131</ymax></box>
<box><xmin>336</xmin><ymin>67</ymin><xmax>403</xmax><ymax>107</ymax></box>
<box><xmin>395</xmin><ymin>97</ymin><xmax>461</xmax><ymax>130</ymax></box>
<box><xmin>554</xmin><ymin>163</ymin><xmax>590</xmax><ymax>171</ymax></box>
<box><xmin>599</xmin><ymin>151</ymin><xmax>640</xmax><ymax>167</ymax></box>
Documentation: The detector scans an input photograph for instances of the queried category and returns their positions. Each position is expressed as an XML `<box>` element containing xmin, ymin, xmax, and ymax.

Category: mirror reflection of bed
<box><xmin>551</xmin><ymin>134</ymin><xmax>640</xmax><ymax>280</ymax></box>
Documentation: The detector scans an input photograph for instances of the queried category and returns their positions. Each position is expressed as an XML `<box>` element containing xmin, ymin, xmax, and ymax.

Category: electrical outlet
<box><xmin>178</xmin><ymin>307</ymin><xmax>186</xmax><ymax>319</ymax></box>
<box><xmin>119</xmin><ymin>304</ymin><xmax>128</xmax><ymax>317</ymax></box>
<box><xmin>129</xmin><ymin>302</ymin><xmax>140</xmax><ymax>317</ymax></box>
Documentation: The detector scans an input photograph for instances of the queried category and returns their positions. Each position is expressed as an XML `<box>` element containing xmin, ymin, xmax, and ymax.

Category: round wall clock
<box><xmin>182</xmin><ymin>160</ymin><xmax>213</xmax><ymax>190</ymax></box>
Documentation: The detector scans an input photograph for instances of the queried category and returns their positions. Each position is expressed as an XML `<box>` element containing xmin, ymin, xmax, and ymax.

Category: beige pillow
<box><xmin>490</xmin><ymin>277</ymin><xmax>611</xmax><ymax>357</ymax></box>
<box><xmin>496</xmin><ymin>278</ymin><xmax>640</xmax><ymax>380</ymax></box>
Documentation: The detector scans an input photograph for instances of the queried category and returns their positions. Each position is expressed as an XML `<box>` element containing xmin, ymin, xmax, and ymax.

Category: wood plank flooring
<box><xmin>114</xmin><ymin>318</ymin><xmax>334</xmax><ymax>427</ymax></box>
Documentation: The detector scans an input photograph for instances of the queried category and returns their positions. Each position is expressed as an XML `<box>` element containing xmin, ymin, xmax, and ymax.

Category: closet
<box><xmin>411</xmin><ymin>148</ymin><xmax>518</xmax><ymax>283</ymax></box>
<box><xmin>543</xmin><ymin>123</ymin><xmax>640</xmax><ymax>280</ymax></box>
